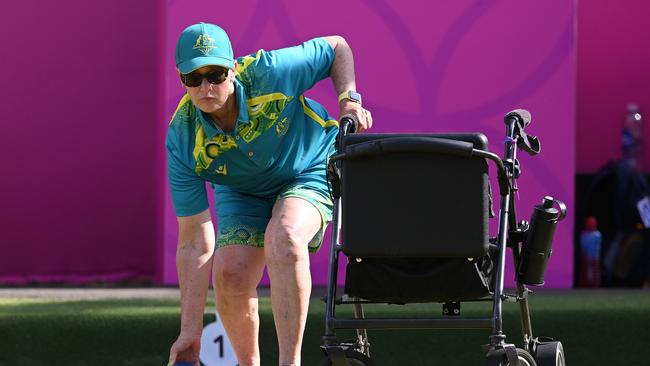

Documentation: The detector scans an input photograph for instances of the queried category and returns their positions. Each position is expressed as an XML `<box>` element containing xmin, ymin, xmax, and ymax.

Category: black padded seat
<box><xmin>338</xmin><ymin>133</ymin><xmax>495</xmax><ymax>303</ymax></box>
<box><xmin>341</xmin><ymin>133</ymin><xmax>490</xmax><ymax>259</ymax></box>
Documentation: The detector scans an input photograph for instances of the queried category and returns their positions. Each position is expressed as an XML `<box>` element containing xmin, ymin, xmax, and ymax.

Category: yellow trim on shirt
<box><xmin>193</xmin><ymin>127</ymin><xmax>212</xmax><ymax>175</ymax></box>
<box><xmin>235</xmin><ymin>50</ymin><xmax>263</xmax><ymax>77</ymax></box>
<box><xmin>169</xmin><ymin>93</ymin><xmax>191</xmax><ymax>125</ymax></box>
<box><xmin>248</xmin><ymin>92</ymin><xmax>289</xmax><ymax>106</ymax></box>
<box><xmin>299</xmin><ymin>96</ymin><xmax>338</xmax><ymax>128</ymax></box>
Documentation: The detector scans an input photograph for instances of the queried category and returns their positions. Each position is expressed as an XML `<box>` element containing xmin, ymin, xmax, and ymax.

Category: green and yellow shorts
<box><xmin>213</xmin><ymin>183</ymin><xmax>333</xmax><ymax>253</ymax></box>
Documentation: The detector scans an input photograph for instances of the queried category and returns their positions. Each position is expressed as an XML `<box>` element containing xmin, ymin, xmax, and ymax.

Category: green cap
<box><xmin>175</xmin><ymin>22</ymin><xmax>234</xmax><ymax>74</ymax></box>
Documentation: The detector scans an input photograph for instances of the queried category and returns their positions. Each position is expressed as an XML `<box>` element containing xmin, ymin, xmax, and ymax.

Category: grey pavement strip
<box><xmin>0</xmin><ymin>288</ymin><xmax>182</xmax><ymax>300</ymax></box>
<box><xmin>0</xmin><ymin>287</ymin><xmax>277</xmax><ymax>300</ymax></box>
<box><xmin>0</xmin><ymin>287</ymin><xmax>646</xmax><ymax>301</ymax></box>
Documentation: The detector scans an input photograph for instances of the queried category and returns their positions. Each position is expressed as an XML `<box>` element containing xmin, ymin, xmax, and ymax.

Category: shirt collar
<box><xmin>196</xmin><ymin>108</ymin><xmax>220</xmax><ymax>139</ymax></box>
<box><xmin>195</xmin><ymin>79</ymin><xmax>249</xmax><ymax>139</ymax></box>
<box><xmin>234</xmin><ymin>78</ymin><xmax>249</xmax><ymax>124</ymax></box>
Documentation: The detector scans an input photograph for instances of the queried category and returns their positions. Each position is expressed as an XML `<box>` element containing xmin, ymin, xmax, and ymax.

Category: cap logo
<box><xmin>193</xmin><ymin>34</ymin><xmax>217</xmax><ymax>55</ymax></box>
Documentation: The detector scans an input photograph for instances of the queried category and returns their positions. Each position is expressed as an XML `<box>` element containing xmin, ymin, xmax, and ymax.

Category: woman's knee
<box><xmin>264</xmin><ymin>223</ymin><xmax>309</xmax><ymax>266</ymax></box>
<box><xmin>213</xmin><ymin>247</ymin><xmax>263</xmax><ymax>296</ymax></box>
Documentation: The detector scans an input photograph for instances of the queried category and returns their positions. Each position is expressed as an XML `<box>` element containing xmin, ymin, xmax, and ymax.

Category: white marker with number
<box><xmin>200</xmin><ymin>312</ymin><xmax>237</xmax><ymax>366</ymax></box>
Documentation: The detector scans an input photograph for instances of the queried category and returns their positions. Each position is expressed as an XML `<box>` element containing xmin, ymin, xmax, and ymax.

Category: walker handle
<box><xmin>337</xmin><ymin>114</ymin><xmax>359</xmax><ymax>149</ymax></box>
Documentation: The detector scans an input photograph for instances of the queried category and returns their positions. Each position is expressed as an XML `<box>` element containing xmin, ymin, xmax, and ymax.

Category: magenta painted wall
<box><xmin>162</xmin><ymin>0</ymin><xmax>576</xmax><ymax>288</ymax></box>
<box><xmin>0</xmin><ymin>0</ymin><xmax>577</xmax><ymax>287</ymax></box>
<box><xmin>576</xmin><ymin>0</ymin><xmax>650</xmax><ymax>173</ymax></box>
<box><xmin>0</xmin><ymin>1</ymin><xmax>164</xmax><ymax>283</ymax></box>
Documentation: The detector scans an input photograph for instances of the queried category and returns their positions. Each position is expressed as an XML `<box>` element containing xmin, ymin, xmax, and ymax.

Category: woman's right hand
<box><xmin>168</xmin><ymin>334</ymin><xmax>201</xmax><ymax>366</ymax></box>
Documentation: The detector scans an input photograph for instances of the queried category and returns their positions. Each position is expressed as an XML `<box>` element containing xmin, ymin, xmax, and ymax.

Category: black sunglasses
<box><xmin>180</xmin><ymin>67</ymin><xmax>229</xmax><ymax>87</ymax></box>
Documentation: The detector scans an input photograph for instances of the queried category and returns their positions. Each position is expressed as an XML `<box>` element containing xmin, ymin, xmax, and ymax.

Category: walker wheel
<box><xmin>535</xmin><ymin>341</ymin><xmax>565</xmax><ymax>366</ymax></box>
<box><xmin>320</xmin><ymin>348</ymin><xmax>373</xmax><ymax>366</ymax></box>
<box><xmin>485</xmin><ymin>347</ymin><xmax>538</xmax><ymax>366</ymax></box>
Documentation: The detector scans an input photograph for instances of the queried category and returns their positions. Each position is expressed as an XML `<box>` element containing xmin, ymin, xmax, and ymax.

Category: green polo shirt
<box><xmin>166</xmin><ymin>38</ymin><xmax>338</xmax><ymax>216</ymax></box>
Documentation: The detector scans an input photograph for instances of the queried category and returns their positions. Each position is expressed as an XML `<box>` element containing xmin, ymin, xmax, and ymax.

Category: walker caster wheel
<box><xmin>485</xmin><ymin>347</ymin><xmax>537</xmax><ymax>366</ymax></box>
<box><xmin>320</xmin><ymin>348</ymin><xmax>373</xmax><ymax>366</ymax></box>
<box><xmin>535</xmin><ymin>341</ymin><xmax>565</xmax><ymax>366</ymax></box>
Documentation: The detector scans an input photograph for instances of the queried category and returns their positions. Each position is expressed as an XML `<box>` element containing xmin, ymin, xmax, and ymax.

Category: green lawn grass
<box><xmin>0</xmin><ymin>290</ymin><xmax>649</xmax><ymax>365</ymax></box>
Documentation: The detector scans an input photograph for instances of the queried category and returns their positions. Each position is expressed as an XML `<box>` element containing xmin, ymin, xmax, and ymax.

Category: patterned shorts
<box><xmin>213</xmin><ymin>183</ymin><xmax>333</xmax><ymax>253</ymax></box>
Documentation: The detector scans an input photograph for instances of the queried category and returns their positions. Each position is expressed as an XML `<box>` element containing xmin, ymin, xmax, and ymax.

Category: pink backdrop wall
<box><xmin>0</xmin><ymin>0</ymin><xmax>164</xmax><ymax>283</ymax></box>
<box><xmin>162</xmin><ymin>0</ymin><xmax>577</xmax><ymax>287</ymax></box>
<box><xmin>0</xmin><ymin>0</ymin><xmax>585</xmax><ymax>288</ymax></box>
<box><xmin>576</xmin><ymin>0</ymin><xmax>650</xmax><ymax>173</ymax></box>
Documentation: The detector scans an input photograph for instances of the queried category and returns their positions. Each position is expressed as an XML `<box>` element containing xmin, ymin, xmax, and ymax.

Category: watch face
<box><xmin>349</xmin><ymin>91</ymin><xmax>362</xmax><ymax>103</ymax></box>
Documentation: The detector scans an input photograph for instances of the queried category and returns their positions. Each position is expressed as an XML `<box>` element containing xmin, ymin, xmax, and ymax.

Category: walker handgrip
<box><xmin>343</xmin><ymin>136</ymin><xmax>475</xmax><ymax>160</ymax></box>
<box><xmin>505</xmin><ymin>109</ymin><xmax>532</xmax><ymax>128</ymax></box>
<box><xmin>336</xmin><ymin>114</ymin><xmax>359</xmax><ymax>150</ymax></box>
<box><xmin>340</xmin><ymin>114</ymin><xmax>358</xmax><ymax>134</ymax></box>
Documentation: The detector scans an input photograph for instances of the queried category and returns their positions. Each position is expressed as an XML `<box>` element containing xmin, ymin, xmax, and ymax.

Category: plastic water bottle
<box><xmin>579</xmin><ymin>216</ymin><xmax>602</xmax><ymax>287</ymax></box>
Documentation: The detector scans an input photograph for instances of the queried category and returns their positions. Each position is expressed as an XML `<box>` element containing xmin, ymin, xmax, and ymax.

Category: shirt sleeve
<box><xmin>252</xmin><ymin>38</ymin><xmax>335</xmax><ymax>96</ymax></box>
<box><xmin>166</xmin><ymin>135</ymin><xmax>209</xmax><ymax>217</ymax></box>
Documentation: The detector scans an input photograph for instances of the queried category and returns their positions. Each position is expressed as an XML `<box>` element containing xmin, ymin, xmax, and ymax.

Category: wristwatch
<box><xmin>338</xmin><ymin>90</ymin><xmax>362</xmax><ymax>105</ymax></box>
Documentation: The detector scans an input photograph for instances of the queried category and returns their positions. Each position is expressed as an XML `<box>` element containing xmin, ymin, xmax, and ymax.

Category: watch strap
<box><xmin>337</xmin><ymin>90</ymin><xmax>362</xmax><ymax>104</ymax></box>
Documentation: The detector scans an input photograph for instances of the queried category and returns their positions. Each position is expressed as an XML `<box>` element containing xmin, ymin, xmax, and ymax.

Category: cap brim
<box><xmin>177</xmin><ymin>56</ymin><xmax>235</xmax><ymax>74</ymax></box>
